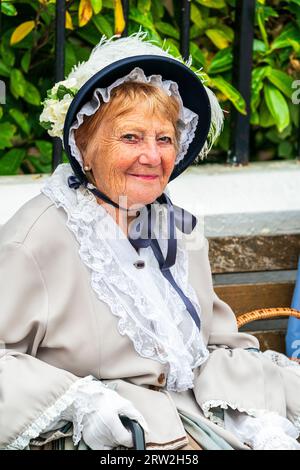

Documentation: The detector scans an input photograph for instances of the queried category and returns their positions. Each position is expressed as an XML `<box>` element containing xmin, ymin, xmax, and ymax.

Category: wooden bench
<box><xmin>208</xmin><ymin>234</ymin><xmax>300</xmax><ymax>353</ymax></box>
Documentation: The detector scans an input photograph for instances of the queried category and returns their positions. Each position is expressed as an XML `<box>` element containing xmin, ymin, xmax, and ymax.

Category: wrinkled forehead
<box><xmin>101</xmin><ymin>95</ymin><xmax>178</xmax><ymax>131</ymax></box>
<box><xmin>107</xmin><ymin>112</ymin><xmax>177</xmax><ymax>135</ymax></box>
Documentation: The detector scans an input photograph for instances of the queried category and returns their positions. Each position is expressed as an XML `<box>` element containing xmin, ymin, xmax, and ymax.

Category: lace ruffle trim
<box><xmin>200</xmin><ymin>399</ymin><xmax>270</xmax><ymax>428</ymax></box>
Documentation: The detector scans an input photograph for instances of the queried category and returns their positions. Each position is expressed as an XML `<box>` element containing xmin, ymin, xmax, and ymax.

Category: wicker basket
<box><xmin>237</xmin><ymin>307</ymin><xmax>300</xmax><ymax>329</ymax></box>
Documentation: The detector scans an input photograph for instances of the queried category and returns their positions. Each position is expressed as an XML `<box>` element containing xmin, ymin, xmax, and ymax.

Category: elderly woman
<box><xmin>1</xmin><ymin>31</ymin><xmax>300</xmax><ymax>451</ymax></box>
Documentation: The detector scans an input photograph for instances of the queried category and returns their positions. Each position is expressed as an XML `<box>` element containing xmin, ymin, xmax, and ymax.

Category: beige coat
<box><xmin>0</xmin><ymin>192</ymin><xmax>299</xmax><ymax>450</ymax></box>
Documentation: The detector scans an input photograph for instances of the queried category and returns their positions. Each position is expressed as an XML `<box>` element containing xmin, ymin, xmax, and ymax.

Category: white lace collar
<box><xmin>41</xmin><ymin>163</ymin><xmax>209</xmax><ymax>391</ymax></box>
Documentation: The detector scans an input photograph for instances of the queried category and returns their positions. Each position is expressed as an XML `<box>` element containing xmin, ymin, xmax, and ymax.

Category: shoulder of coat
<box><xmin>0</xmin><ymin>192</ymin><xmax>59</xmax><ymax>246</ymax></box>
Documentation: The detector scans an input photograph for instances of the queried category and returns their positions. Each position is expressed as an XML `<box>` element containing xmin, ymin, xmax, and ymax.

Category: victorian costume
<box><xmin>1</xmin><ymin>30</ymin><xmax>299</xmax><ymax>451</ymax></box>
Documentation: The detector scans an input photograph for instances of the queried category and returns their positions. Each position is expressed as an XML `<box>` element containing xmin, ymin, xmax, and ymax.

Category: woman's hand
<box><xmin>81</xmin><ymin>389</ymin><xmax>148</xmax><ymax>450</ymax></box>
<box><xmin>60</xmin><ymin>378</ymin><xmax>149</xmax><ymax>450</ymax></box>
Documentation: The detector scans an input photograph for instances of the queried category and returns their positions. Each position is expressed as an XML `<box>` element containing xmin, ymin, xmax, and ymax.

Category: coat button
<box><xmin>158</xmin><ymin>373</ymin><xmax>165</xmax><ymax>384</ymax></box>
<box><xmin>133</xmin><ymin>260</ymin><xmax>145</xmax><ymax>269</ymax></box>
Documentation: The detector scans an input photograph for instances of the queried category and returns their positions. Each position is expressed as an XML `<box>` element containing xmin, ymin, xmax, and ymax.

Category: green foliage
<box><xmin>0</xmin><ymin>0</ymin><xmax>299</xmax><ymax>175</ymax></box>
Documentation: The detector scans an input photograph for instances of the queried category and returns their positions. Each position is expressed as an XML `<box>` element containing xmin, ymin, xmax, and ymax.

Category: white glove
<box><xmin>61</xmin><ymin>378</ymin><xmax>149</xmax><ymax>450</ymax></box>
<box><xmin>224</xmin><ymin>409</ymin><xmax>300</xmax><ymax>450</ymax></box>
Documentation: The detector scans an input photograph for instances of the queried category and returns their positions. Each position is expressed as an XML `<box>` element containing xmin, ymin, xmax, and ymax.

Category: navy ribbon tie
<box><xmin>68</xmin><ymin>173</ymin><xmax>200</xmax><ymax>330</ymax></box>
<box><xmin>68</xmin><ymin>175</ymin><xmax>84</xmax><ymax>190</ymax></box>
<box><xmin>128</xmin><ymin>194</ymin><xmax>201</xmax><ymax>331</ymax></box>
<box><xmin>68</xmin><ymin>174</ymin><xmax>132</xmax><ymax>210</ymax></box>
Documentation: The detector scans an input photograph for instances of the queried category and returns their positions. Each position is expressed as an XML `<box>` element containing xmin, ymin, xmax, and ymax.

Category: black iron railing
<box><xmin>228</xmin><ymin>0</ymin><xmax>255</xmax><ymax>165</ymax></box>
<box><xmin>52</xmin><ymin>0</ymin><xmax>66</xmax><ymax>170</ymax></box>
<box><xmin>180</xmin><ymin>0</ymin><xmax>191</xmax><ymax>61</ymax></box>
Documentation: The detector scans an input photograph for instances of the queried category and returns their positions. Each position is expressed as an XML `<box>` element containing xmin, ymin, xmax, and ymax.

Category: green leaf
<box><xmin>27</xmin><ymin>155</ymin><xmax>52</xmax><ymax>174</ymax></box>
<box><xmin>102</xmin><ymin>0</ymin><xmax>114</xmax><ymax>8</ymax></box>
<box><xmin>195</xmin><ymin>0</ymin><xmax>226</xmax><ymax>8</ymax></box>
<box><xmin>217</xmin><ymin>24</ymin><xmax>234</xmax><ymax>42</ymax></box>
<box><xmin>65</xmin><ymin>42</ymin><xmax>77</xmax><ymax>76</ymax></box>
<box><xmin>0</xmin><ymin>60</ymin><xmax>11</xmax><ymax>77</ymax></box>
<box><xmin>91</xmin><ymin>0</ymin><xmax>102</xmax><ymax>14</ymax></box>
<box><xmin>259</xmin><ymin>98</ymin><xmax>275</xmax><ymax>128</ymax></box>
<box><xmin>271</xmin><ymin>24</ymin><xmax>300</xmax><ymax>50</ymax></box>
<box><xmin>128</xmin><ymin>8</ymin><xmax>156</xmax><ymax>31</ymax></box>
<box><xmin>0</xmin><ymin>148</ymin><xmax>26</xmax><ymax>175</ymax></box>
<box><xmin>0</xmin><ymin>43</ymin><xmax>15</xmax><ymax>67</ymax></box>
<box><xmin>40</xmin><ymin>5</ymin><xmax>53</xmax><ymax>26</ymax></box>
<box><xmin>253</xmin><ymin>39</ymin><xmax>267</xmax><ymax>53</ymax></box>
<box><xmin>155</xmin><ymin>22</ymin><xmax>179</xmax><ymax>40</ymax></box>
<box><xmin>23</xmin><ymin>82</ymin><xmax>41</xmax><ymax>106</ymax></box>
<box><xmin>289</xmin><ymin>101</ymin><xmax>299</xmax><ymax>128</ymax></box>
<box><xmin>0</xmin><ymin>122</ymin><xmax>16</xmax><ymax>150</ymax></box>
<box><xmin>205</xmin><ymin>29</ymin><xmax>231</xmax><ymax>49</ymax></box>
<box><xmin>210</xmin><ymin>76</ymin><xmax>247</xmax><ymax>114</ymax></box>
<box><xmin>10</xmin><ymin>68</ymin><xmax>26</xmax><ymax>98</ymax></box>
<box><xmin>207</xmin><ymin>47</ymin><xmax>233</xmax><ymax>74</ymax></box>
<box><xmin>189</xmin><ymin>41</ymin><xmax>206</xmax><ymax>67</ymax></box>
<box><xmin>277</xmin><ymin>122</ymin><xmax>293</xmax><ymax>139</ymax></box>
<box><xmin>138</xmin><ymin>0</ymin><xmax>151</xmax><ymax>13</ymax></box>
<box><xmin>266</xmin><ymin>128</ymin><xmax>282</xmax><ymax>144</ymax></box>
<box><xmin>264</xmin><ymin>83</ymin><xmax>290</xmax><ymax>133</ymax></box>
<box><xmin>0</xmin><ymin>106</ymin><xmax>3</xmax><ymax>120</ymax></box>
<box><xmin>9</xmin><ymin>108</ymin><xmax>31</xmax><ymax>135</ymax></box>
<box><xmin>56</xmin><ymin>84</ymin><xmax>76</xmax><ymax>101</ymax></box>
<box><xmin>191</xmin><ymin>4</ymin><xmax>204</xmax><ymax>29</ymax></box>
<box><xmin>256</xmin><ymin>4</ymin><xmax>278</xmax><ymax>21</ymax></box>
<box><xmin>256</xmin><ymin>6</ymin><xmax>269</xmax><ymax>49</ymax></box>
<box><xmin>251</xmin><ymin>66</ymin><xmax>271</xmax><ymax>112</ymax></box>
<box><xmin>266</xmin><ymin>69</ymin><xmax>294</xmax><ymax>99</ymax></box>
<box><xmin>161</xmin><ymin>39</ymin><xmax>181</xmax><ymax>59</ymax></box>
<box><xmin>40</xmin><ymin>121</ymin><xmax>53</xmax><ymax>131</ymax></box>
<box><xmin>35</xmin><ymin>140</ymin><xmax>52</xmax><ymax>161</ymax></box>
<box><xmin>278</xmin><ymin>141</ymin><xmax>293</xmax><ymax>158</ymax></box>
<box><xmin>27</xmin><ymin>139</ymin><xmax>53</xmax><ymax>173</ymax></box>
<box><xmin>151</xmin><ymin>0</ymin><xmax>164</xmax><ymax>20</ymax></box>
<box><xmin>92</xmin><ymin>15</ymin><xmax>114</xmax><ymax>38</ymax></box>
<box><xmin>287</xmin><ymin>39</ymin><xmax>300</xmax><ymax>54</ymax></box>
<box><xmin>77</xmin><ymin>22</ymin><xmax>106</xmax><ymax>46</ymax></box>
<box><xmin>250</xmin><ymin>110</ymin><xmax>260</xmax><ymax>126</ymax></box>
<box><xmin>190</xmin><ymin>24</ymin><xmax>202</xmax><ymax>40</ymax></box>
<box><xmin>1</xmin><ymin>1</ymin><xmax>17</xmax><ymax>16</ymax></box>
<box><xmin>21</xmin><ymin>50</ymin><xmax>31</xmax><ymax>73</ymax></box>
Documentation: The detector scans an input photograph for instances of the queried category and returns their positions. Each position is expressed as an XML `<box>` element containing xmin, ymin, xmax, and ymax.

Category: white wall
<box><xmin>168</xmin><ymin>160</ymin><xmax>300</xmax><ymax>236</ymax></box>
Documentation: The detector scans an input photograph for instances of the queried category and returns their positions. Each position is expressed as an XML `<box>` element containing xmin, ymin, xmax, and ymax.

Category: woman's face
<box><xmin>83</xmin><ymin>101</ymin><xmax>177</xmax><ymax>209</ymax></box>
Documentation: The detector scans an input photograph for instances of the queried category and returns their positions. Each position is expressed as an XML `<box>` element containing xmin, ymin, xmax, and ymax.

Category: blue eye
<box><xmin>159</xmin><ymin>136</ymin><xmax>172</xmax><ymax>143</ymax></box>
<box><xmin>122</xmin><ymin>134</ymin><xmax>139</xmax><ymax>142</ymax></box>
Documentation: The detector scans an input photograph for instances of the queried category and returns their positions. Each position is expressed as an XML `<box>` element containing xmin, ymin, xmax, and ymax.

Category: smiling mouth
<box><xmin>128</xmin><ymin>174</ymin><xmax>159</xmax><ymax>180</ymax></box>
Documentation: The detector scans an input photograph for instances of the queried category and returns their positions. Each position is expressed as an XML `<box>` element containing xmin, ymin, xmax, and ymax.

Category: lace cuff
<box><xmin>5</xmin><ymin>375</ymin><xmax>95</xmax><ymax>450</ymax></box>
